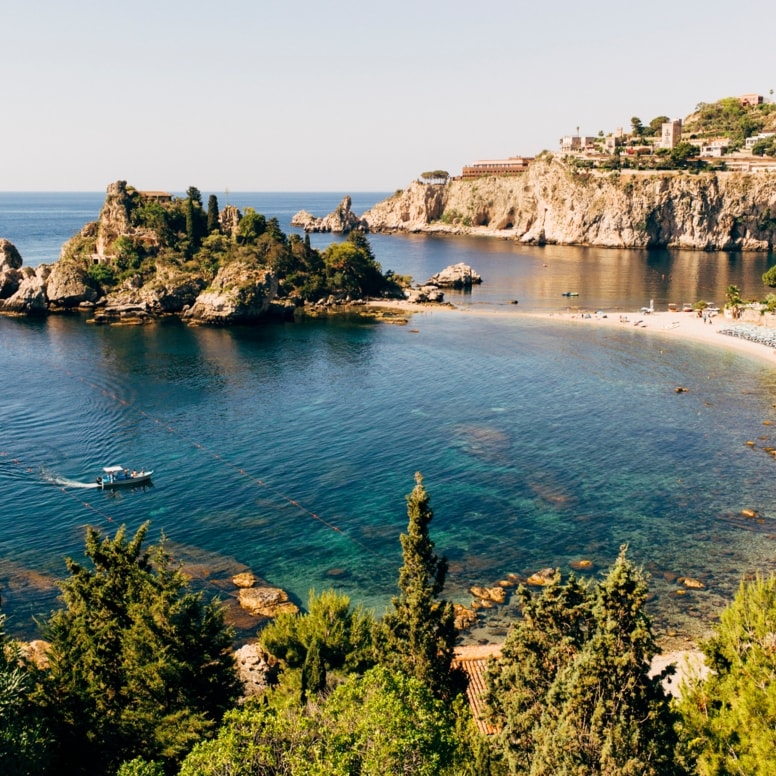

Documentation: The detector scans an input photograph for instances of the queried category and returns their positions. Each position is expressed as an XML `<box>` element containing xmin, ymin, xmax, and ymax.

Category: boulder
<box><xmin>234</xmin><ymin>643</ymin><xmax>279</xmax><ymax>697</ymax></box>
<box><xmin>526</xmin><ymin>567</ymin><xmax>557</xmax><ymax>586</ymax></box>
<box><xmin>104</xmin><ymin>267</ymin><xmax>206</xmax><ymax>315</ymax></box>
<box><xmin>1</xmin><ymin>266</ymin><xmax>49</xmax><ymax>315</ymax></box>
<box><xmin>46</xmin><ymin>261</ymin><xmax>99</xmax><ymax>308</ymax></box>
<box><xmin>0</xmin><ymin>238</ymin><xmax>23</xmax><ymax>271</ymax></box>
<box><xmin>237</xmin><ymin>586</ymin><xmax>299</xmax><ymax>618</ymax></box>
<box><xmin>405</xmin><ymin>285</ymin><xmax>445</xmax><ymax>303</ymax></box>
<box><xmin>184</xmin><ymin>263</ymin><xmax>279</xmax><ymax>324</ymax></box>
<box><xmin>232</xmin><ymin>572</ymin><xmax>257</xmax><ymax>588</ymax></box>
<box><xmin>427</xmin><ymin>262</ymin><xmax>482</xmax><ymax>288</ymax></box>
<box><xmin>453</xmin><ymin>603</ymin><xmax>477</xmax><ymax>630</ymax></box>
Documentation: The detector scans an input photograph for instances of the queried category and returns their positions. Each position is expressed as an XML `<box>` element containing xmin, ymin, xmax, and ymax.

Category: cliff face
<box><xmin>363</xmin><ymin>159</ymin><xmax>776</xmax><ymax>251</ymax></box>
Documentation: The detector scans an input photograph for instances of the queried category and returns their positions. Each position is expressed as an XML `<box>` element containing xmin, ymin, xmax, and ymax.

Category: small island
<box><xmin>0</xmin><ymin>182</ymin><xmax>467</xmax><ymax>324</ymax></box>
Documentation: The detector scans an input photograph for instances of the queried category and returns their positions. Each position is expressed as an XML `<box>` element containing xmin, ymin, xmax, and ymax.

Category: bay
<box><xmin>2</xmin><ymin>192</ymin><xmax>776</xmax><ymax>647</ymax></box>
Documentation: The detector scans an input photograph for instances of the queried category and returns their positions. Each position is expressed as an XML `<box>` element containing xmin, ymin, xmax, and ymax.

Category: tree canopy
<box><xmin>42</xmin><ymin>522</ymin><xmax>240</xmax><ymax>775</ymax></box>
<box><xmin>374</xmin><ymin>472</ymin><xmax>462</xmax><ymax>700</ymax></box>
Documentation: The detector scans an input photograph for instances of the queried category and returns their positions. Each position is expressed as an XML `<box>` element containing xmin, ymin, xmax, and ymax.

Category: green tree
<box><xmin>670</xmin><ymin>141</ymin><xmax>698</xmax><ymax>168</ymax></box>
<box><xmin>630</xmin><ymin>117</ymin><xmax>643</xmax><ymax>136</ymax></box>
<box><xmin>206</xmin><ymin>194</ymin><xmax>220</xmax><ymax>234</ymax></box>
<box><xmin>43</xmin><ymin>523</ymin><xmax>240</xmax><ymax>775</ymax></box>
<box><xmin>487</xmin><ymin>549</ymin><xmax>685</xmax><ymax>775</ymax></box>
<box><xmin>235</xmin><ymin>207</ymin><xmax>266</xmax><ymax>244</ymax></box>
<box><xmin>179</xmin><ymin>666</ymin><xmax>461</xmax><ymax>776</ymax></box>
<box><xmin>678</xmin><ymin>574</ymin><xmax>776</xmax><ymax>775</ymax></box>
<box><xmin>529</xmin><ymin>548</ymin><xmax>684</xmax><ymax>775</ymax></box>
<box><xmin>648</xmin><ymin>115</ymin><xmax>671</xmax><ymax>135</ymax></box>
<box><xmin>485</xmin><ymin>572</ymin><xmax>594</xmax><ymax>774</ymax></box>
<box><xmin>763</xmin><ymin>265</ymin><xmax>776</xmax><ymax>287</ymax></box>
<box><xmin>322</xmin><ymin>235</ymin><xmax>386</xmax><ymax>298</ymax></box>
<box><xmin>260</xmin><ymin>588</ymin><xmax>374</xmax><ymax>701</ymax></box>
<box><xmin>0</xmin><ymin>611</ymin><xmax>52</xmax><ymax>774</ymax></box>
<box><xmin>374</xmin><ymin>473</ymin><xmax>462</xmax><ymax>700</ymax></box>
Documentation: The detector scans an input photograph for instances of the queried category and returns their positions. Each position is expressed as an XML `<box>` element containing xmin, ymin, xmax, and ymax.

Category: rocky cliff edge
<box><xmin>362</xmin><ymin>158</ymin><xmax>776</xmax><ymax>251</ymax></box>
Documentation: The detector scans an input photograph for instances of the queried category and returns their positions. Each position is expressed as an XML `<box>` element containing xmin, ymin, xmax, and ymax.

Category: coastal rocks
<box><xmin>46</xmin><ymin>261</ymin><xmax>99</xmax><ymax>308</ymax></box>
<box><xmin>0</xmin><ymin>238</ymin><xmax>23</xmax><ymax>271</ymax></box>
<box><xmin>0</xmin><ymin>239</ymin><xmax>25</xmax><ymax>301</ymax></box>
<box><xmin>102</xmin><ymin>267</ymin><xmax>207</xmax><ymax>316</ymax></box>
<box><xmin>404</xmin><ymin>285</ymin><xmax>445</xmax><ymax>303</ymax></box>
<box><xmin>291</xmin><ymin>195</ymin><xmax>367</xmax><ymax>233</ymax></box>
<box><xmin>526</xmin><ymin>567</ymin><xmax>557</xmax><ymax>586</ymax></box>
<box><xmin>235</xmin><ymin>643</ymin><xmax>279</xmax><ymax>697</ymax></box>
<box><xmin>361</xmin><ymin>158</ymin><xmax>776</xmax><ymax>251</ymax></box>
<box><xmin>427</xmin><ymin>262</ymin><xmax>482</xmax><ymax>288</ymax></box>
<box><xmin>470</xmin><ymin>586</ymin><xmax>507</xmax><ymax>604</ymax></box>
<box><xmin>183</xmin><ymin>263</ymin><xmax>279</xmax><ymax>324</ymax></box>
<box><xmin>232</xmin><ymin>572</ymin><xmax>258</xmax><ymax>588</ymax></box>
<box><xmin>1</xmin><ymin>266</ymin><xmax>49</xmax><ymax>315</ymax></box>
<box><xmin>237</xmin><ymin>586</ymin><xmax>299</xmax><ymax>618</ymax></box>
<box><xmin>453</xmin><ymin>603</ymin><xmax>478</xmax><ymax>630</ymax></box>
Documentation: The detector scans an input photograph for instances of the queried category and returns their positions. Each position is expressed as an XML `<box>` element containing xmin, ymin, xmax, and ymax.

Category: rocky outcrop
<box><xmin>0</xmin><ymin>239</ymin><xmax>23</xmax><ymax>271</ymax></box>
<box><xmin>183</xmin><ymin>262</ymin><xmax>279</xmax><ymax>324</ymax></box>
<box><xmin>46</xmin><ymin>262</ymin><xmax>99</xmax><ymax>308</ymax></box>
<box><xmin>237</xmin><ymin>586</ymin><xmax>299</xmax><ymax>618</ymax></box>
<box><xmin>427</xmin><ymin>262</ymin><xmax>482</xmax><ymax>288</ymax></box>
<box><xmin>235</xmin><ymin>643</ymin><xmax>278</xmax><ymax>697</ymax></box>
<box><xmin>291</xmin><ymin>195</ymin><xmax>367</xmax><ymax>233</ymax></box>
<box><xmin>362</xmin><ymin>158</ymin><xmax>776</xmax><ymax>251</ymax></box>
<box><xmin>2</xmin><ymin>266</ymin><xmax>49</xmax><ymax>315</ymax></box>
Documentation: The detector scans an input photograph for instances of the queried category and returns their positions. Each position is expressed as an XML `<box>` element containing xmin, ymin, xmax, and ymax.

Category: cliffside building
<box><xmin>740</xmin><ymin>93</ymin><xmax>764</xmax><ymax>107</ymax></box>
<box><xmin>461</xmin><ymin>156</ymin><xmax>532</xmax><ymax>178</ymax></box>
<box><xmin>560</xmin><ymin>135</ymin><xmax>598</xmax><ymax>153</ymax></box>
<box><xmin>661</xmin><ymin>120</ymin><xmax>683</xmax><ymax>149</ymax></box>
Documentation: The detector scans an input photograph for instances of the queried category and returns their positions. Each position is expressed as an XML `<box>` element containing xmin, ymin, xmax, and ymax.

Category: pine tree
<box><xmin>678</xmin><ymin>574</ymin><xmax>776</xmax><ymax>775</ymax></box>
<box><xmin>530</xmin><ymin>548</ymin><xmax>683</xmax><ymax>776</ymax></box>
<box><xmin>485</xmin><ymin>572</ymin><xmax>593</xmax><ymax>775</ymax></box>
<box><xmin>43</xmin><ymin>523</ymin><xmax>240</xmax><ymax>775</ymax></box>
<box><xmin>486</xmin><ymin>548</ymin><xmax>685</xmax><ymax>775</ymax></box>
<box><xmin>375</xmin><ymin>472</ymin><xmax>461</xmax><ymax>700</ymax></box>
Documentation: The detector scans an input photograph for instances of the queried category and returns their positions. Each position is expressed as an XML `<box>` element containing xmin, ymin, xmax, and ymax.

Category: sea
<box><xmin>2</xmin><ymin>190</ymin><xmax>776</xmax><ymax>647</ymax></box>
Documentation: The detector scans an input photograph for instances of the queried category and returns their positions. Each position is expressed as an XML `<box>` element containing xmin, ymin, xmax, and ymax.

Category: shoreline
<box><xmin>366</xmin><ymin>300</ymin><xmax>776</xmax><ymax>368</ymax></box>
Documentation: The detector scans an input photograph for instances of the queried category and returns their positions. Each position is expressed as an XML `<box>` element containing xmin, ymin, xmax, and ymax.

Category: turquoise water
<box><xmin>2</xmin><ymin>193</ymin><xmax>776</xmax><ymax>647</ymax></box>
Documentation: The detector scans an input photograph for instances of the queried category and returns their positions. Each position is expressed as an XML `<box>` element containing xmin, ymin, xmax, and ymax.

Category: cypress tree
<box><xmin>206</xmin><ymin>194</ymin><xmax>220</xmax><ymax>234</ymax></box>
<box><xmin>375</xmin><ymin>472</ymin><xmax>461</xmax><ymax>700</ymax></box>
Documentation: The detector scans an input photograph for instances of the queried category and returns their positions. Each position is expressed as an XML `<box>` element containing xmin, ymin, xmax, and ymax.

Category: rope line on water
<box><xmin>44</xmin><ymin>367</ymin><xmax>387</xmax><ymax>560</ymax></box>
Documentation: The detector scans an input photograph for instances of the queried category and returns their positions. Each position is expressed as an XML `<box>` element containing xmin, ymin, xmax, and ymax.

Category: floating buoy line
<box><xmin>2</xmin><ymin>363</ymin><xmax>389</xmax><ymax>563</ymax></box>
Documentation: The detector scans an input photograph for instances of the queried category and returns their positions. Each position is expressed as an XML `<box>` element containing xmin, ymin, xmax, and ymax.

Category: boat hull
<box><xmin>97</xmin><ymin>471</ymin><xmax>153</xmax><ymax>489</ymax></box>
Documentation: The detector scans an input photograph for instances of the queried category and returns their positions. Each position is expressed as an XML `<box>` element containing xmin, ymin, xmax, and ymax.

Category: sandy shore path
<box><xmin>366</xmin><ymin>300</ymin><xmax>776</xmax><ymax>368</ymax></box>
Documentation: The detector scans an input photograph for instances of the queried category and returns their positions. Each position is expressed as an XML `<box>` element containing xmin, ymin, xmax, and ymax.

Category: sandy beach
<box><xmin>366</xmin><ymin>300</ymin><xmax>776</xmax><ymax>368</ymax></box>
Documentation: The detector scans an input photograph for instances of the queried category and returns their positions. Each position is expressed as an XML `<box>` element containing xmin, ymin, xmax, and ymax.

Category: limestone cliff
<box><xmin>363</xmin><ymin>158</ymin><xmax>776</xmax><ymax>251</ymax></box>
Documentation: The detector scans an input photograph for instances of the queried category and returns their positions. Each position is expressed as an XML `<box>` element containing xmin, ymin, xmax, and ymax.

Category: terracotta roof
<box><xmin>453</xmin><ymin>644</ymin><xmax>502</xmax><ymax>735</ymax></box>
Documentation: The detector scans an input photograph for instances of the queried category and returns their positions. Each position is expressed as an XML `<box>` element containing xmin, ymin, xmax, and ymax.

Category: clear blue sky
<box><xmin>2</xmin><ymin>0</ymin><xmax>774</xmax><ymax>191</ymax></box>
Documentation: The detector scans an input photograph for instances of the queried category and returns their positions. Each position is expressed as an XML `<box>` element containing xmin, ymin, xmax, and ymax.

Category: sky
<box><xmin>2</xmin><ymin>0</ymin><xmax>774</xmax><ymax>192</ymax></box>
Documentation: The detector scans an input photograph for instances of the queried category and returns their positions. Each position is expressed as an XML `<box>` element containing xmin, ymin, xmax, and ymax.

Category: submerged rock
<box><xmin>237</xmin><ymin>586</ymin><xmax>299</xmax><ymax>618</ymax></box>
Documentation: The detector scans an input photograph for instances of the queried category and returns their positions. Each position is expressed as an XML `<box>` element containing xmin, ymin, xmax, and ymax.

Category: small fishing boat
<box><xmin>96</xmin><ymin>465</ymin><xmax>153</xmax><ymax>489</ymax></box>
<box><xmin>561</xmin><ymin>291</ymin><xmax>579</xmax><ymax>297</ymax></box>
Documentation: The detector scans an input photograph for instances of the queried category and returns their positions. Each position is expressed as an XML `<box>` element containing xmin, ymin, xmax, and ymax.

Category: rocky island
<box><xmin>0</xmin><ymin>182</ymin><xmax>440</xmax><ymax>323</ymax></box>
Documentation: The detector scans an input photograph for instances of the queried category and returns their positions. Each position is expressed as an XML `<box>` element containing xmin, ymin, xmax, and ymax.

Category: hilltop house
<box><xmin>460</xmin><ymin>156</ymin><xmax>533</xmax><ymax>178</ymax></box>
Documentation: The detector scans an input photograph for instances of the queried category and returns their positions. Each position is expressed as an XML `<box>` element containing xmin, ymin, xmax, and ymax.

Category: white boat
<box><xmin>96</xmin><ymin>465</ymin><xmax>153</xmax><ymax>489</ymax></box>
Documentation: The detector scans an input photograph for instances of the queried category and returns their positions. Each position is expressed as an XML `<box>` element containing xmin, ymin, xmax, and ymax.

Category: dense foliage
<box><xmin>486</xmin><ymin>548</ymin><xmax>685</xmax><ymax>775</ymax></box>
<box><xmin>41</xmin><ymin>522</ymin><xmax>240</xmax><ymax>775</ymax></box>
<box><xmin>8</xmin><ymin>477</ymin><xmax>776</xmax><ymax>773</ymax></box>
<box><xmin>68</xmin><ymin>184</ymin><xmax>401</xmax><ymax>305</ymax></box>
<box><xmin>677</xmin><ymin>574</ymin><xmax>776</xmax><ymax>774</ymax></box>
